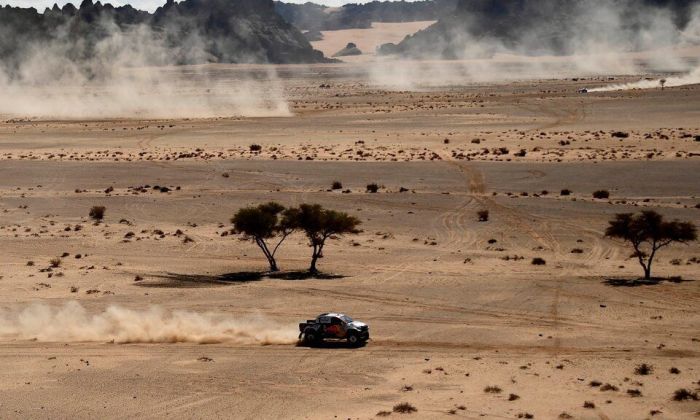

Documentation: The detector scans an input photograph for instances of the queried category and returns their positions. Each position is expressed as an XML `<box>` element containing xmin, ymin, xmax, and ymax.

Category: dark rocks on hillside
<box><xmin>0</xmin><ymin>0</ymin><xmax>329</xmax><ymax>69</ymax></box>
<box><xmin>390</xmin><ymin>0</ymin><xmax>698</xmax><ymax>59</ymax></box>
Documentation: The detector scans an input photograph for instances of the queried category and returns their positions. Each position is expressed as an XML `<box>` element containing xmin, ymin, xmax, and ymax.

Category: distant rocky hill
<box><xmin>382</xmin><ymin>0</ymin><xmax>699</xmax><ymax>59</ymax></box>
<box><xmin>274</xmin><ymin>0</ymin><xmax>458</xmax><ymax>31</ymax></box>
<box><xmin>0</xmin><ymin>0</ymin><xmax>328</xmax><ymax>72</ymax></box>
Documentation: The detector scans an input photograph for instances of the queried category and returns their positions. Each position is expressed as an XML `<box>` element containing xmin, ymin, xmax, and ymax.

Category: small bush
<box><xmin>484</xmin><ymin>386</ymin><xmax>502</xmax><ymax>394</ymax></box>
<box><xmin>249</xmin><ymin>144</ymin><xmax>262</xmax><ymax>152</ymax></box>
<box><xmin>49</xmin><ymin>257</ymin><xmax>62</xmax><ymax>268</ymax></box>
<box><xmin>560</xmin><ymin>189</ymin><xmax>572</xmax><ymax>196</ymax></box>
<box><xmin>509</xmin><ymin>393</ymin><xmax>520</xmax><ymax>401</ymax></box>
<box><xmin>377</xmin><ymin>411</ymin><xmax>392</xmax><ymax>417</ymax></box>
<box><xmin>89</xmin><ymin>206</ymin><xmax>106</xmax><ymax>221</ymax></box>
<box><xmin>583</xmin><ymin>401</ymin><xmax>595</xmax><ymax>409</ymax></box>
<box><xmin>627</xmin><ymin>389</ymin><xmax>642</xmax><ymax>397</ymax></box>
<box><xmin>532</xmin><ymin>257</ymin><xmax>546</xmax><ymax>266</ymax></box>
<box><xmin>669</xmin><ymin>367</ymin><xmax>680</xmax><ymax>374</ymax></box>
<box><xmin>393</xmin><ymin>402</ymin><xmax>417</xmax><ymax>413</ymax></box>
<box><xmin>593</xmin><ymin>190</ymin><xmax>610</xmax><ymax>199</ymax></box>
<box><xmin>477</xmin><ymin>210</ymin><xmax>489</xmax><ymax>222</ymax></box>
<box><xmin>672</xmin><ymin>388</ymin><xmax>699</xmax><ymax>401</ymax></box>
<box><xmin>600</xmin><ymin>383</ymin><xmax>619</xmax><ymax>392</ymax></box>
<box><xmin>331</xmin><ymin>181</ymin><xmax>343</xmax><ymax>190</ymax></box>
<box><xmin>366</xmin><ymin>183</ymin><xmax>379</xmax><ymax>193</ymax></box>
<box><xmin>634</xmin><ymin>363</ymin><xmax>653</xmax><ymax>375</ymax></box>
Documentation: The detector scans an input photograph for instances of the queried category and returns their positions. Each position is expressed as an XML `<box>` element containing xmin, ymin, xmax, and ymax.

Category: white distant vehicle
<box><xmin>577</xmin><ymin>88</ymin><xmax>589</xmax><ymax>94</ymax></box>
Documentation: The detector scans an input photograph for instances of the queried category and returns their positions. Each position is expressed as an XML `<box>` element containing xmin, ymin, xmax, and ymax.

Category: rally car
<box><xmin>299</xmin><ymin>313</ymin><xmax>369</xmax><ymax>347</ymax></box>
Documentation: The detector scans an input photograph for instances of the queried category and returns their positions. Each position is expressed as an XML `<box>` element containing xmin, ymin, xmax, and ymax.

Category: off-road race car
<box><xmin>299</xmin><ymin>313</ymin><xmax>369</xmax><ymax>346</ymax></box>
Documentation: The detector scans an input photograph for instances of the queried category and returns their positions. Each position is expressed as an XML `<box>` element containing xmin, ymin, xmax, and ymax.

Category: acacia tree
<box><xmin>605</xmin><ymin>211</ymin><xmax>697</xmax><ymax>279</ymax></box>
<box><xmin>291</xmin><ymin>204</ymin><xmax>361</xmax><ymax>274</ymax></box>
<box><xmin>231</xmin><ymin>202</ymin><xmax>296</xmax><ymax>272</ymax></box>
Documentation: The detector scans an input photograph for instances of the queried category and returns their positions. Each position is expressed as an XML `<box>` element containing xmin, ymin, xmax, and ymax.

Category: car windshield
<box><xmin>339</xmin><ymin>315</ymin><xmax>353</xmax><ymax>323</ymax></box>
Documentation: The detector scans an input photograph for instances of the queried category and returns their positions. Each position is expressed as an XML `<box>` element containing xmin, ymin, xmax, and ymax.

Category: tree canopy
<box><xmin>292</xmin><ymin>204</ymin><xmax>361</xmax><ymax>274</ymax></box>
<box><xmin>605</xmin><ymin>210</ymin><xmax>697</xmax><ymax>279</ymax></box>
<box><xmin>231</xmin><ymin>202</ymin><xmax>296</xmax><ymax>272</ymax></box>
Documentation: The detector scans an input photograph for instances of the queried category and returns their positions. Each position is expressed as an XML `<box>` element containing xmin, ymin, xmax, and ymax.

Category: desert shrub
<box><xmin>532</xmin><ymin>257</ymin><xmax>546</xmax><ymax>266</ymax></box>
<box><xmin>477</xmin><ymin>210</ymin><xmax>489</xmax><ymax>222</ymax></box>
<box><xmin>560</xmin><ymin>189</ymin><xmax>572</xmax><ymax>196</ymax></box>
<box><xmin>331</xmin><ymin>181</ymin><xmax>343</xmax><ymax>190</ymax></box>
<box><xmin>627</xmin><ymin>389</ymin><xmax>642</xmax><ymax>397</ymax></box>
<box><xmin>583</xmin><ymin>401</ymin><xmax>595</xmax><ymax>409</ymax></box>
<box><xmin>366</xmin><ymin>183</ymin><xmax>379</xmax><ymax>193</ymax></box>
<box><xmin>49</xmin><ymin>258</ymin><xmax>62</xmax><ymax>268</ymax></box>
<box><xmin>249</xmin><ymin>144</ymin><xmax>262</xmax><ymax>152</ymax></box>
<box><xmin>593</xmin><ymin>190</ymin><xmax>610</xmax><ymax>199</ymax></box>
<box><xmin>612</xmin><ymin>131</ymin><xmax>629</xmax><ymax>138</ymax></box>
<box><xmin>600</xmin><ymin>383</ymin><xmax>619</xmax><ymax>391</ymax></box>
<box><xmin>514</xmin><ymin>149</ymin><xmax>527</xmax><ymax>157</ymax></box>
<box><xmin>89</xmin><ymin>205</ymin><xmax>106</xmax><ymax>221</ymax></box>
<box><xmin>393</xmin><ymin>402</ymin><xmax>417</xmax><ymax>413</ymax></box>
<box><xmin>571</xmin><ymin>248</ymin><xmax>584</xmax><ymax>254</ymax></box>
<box><xmin>509</xmin><ymin>393</ymin><xmax>520</xmax><ymax>401</ymax></box>
<box><xmin>669</xmin><ymin>367</ymin><xmax>680</xmax><ymax>374</ymax></box>
<box><xmin>672</xmin><ymin>388</ymin><xmax>699</xmax><ymax>401</ymax></box>
<box><xmin>376</xmin><ymin>411</ymin><xmax>392</xmax><ymax>417</ymax></box>
<box><xmin>484</xmin><ymin>386</ymin><xmax>502</xmax><ymax>393</ymax></box>
<box><xmin>26</xmin><ymin>261</ymin><xmax>35</xmax><ymax>266</ymax></box>
<box><xmin>589</xmin><ymin>380</ymin><xmax>602</xmax><ymax>387</ymax></box>
<box><xmin>634</xmin><ymin>363</ymin><xmax>653</xmax><ymax>375</ymax></box>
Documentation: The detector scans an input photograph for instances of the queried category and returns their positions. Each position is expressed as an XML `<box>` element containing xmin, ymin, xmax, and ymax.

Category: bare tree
<box><xmin>606</xmin><ymin>211</ymin><xmax>696</xmax><ymax>279</ymax></box>
<box><xmin>231</xmin><ymin>202</ymin><xmax>295</xmax><ymax>272</ymax></box>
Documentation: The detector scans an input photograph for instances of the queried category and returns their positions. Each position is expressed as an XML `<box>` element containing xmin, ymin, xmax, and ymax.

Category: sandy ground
<box><xmin>311</xmin><ymin>21</ymin><xmax>436</xmax><ymax>62</ymax></box>
<box><xmin>0</xmin><ymin>63</ymin><xmax>699</xmax><ymax>419</ymax></box>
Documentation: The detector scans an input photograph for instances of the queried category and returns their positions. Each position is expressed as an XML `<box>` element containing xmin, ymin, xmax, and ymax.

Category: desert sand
<box><xmin>311</xmin><ymin>21</ymin><xmax>436</xmax><ymax>62</ymax></box>
<box><xmin>0</xmin><ymin>60</ymin><xmax>699</xmax><ymax>420</ymax></box>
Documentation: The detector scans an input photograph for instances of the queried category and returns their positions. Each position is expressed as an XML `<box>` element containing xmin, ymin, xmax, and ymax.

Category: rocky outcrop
<box><xmin>333</xmin><ymin>43</ymin><xmax>363</xmax><ymax>57</ymax></box>
<box><xmin>0</xmin><ymin>0</ymin><xmax>328</xmax><ymax>70</ymax></box>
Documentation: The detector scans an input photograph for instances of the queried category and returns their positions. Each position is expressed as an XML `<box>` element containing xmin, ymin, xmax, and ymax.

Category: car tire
<box><xmin>347</xmin><ymin>332</ymin><xmax>359</xmax><ymax>346</ymax></box>
<box><xmin>304</xmin><ymin>331</ymin><xmax>319</xmax><ymax>346</ymax></box>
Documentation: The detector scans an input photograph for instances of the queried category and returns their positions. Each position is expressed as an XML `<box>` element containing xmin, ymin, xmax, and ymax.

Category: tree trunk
<box><xmin>309</xmin><ymin>254</ymin><xmax>318</xmax><ymax>274</ymax></box>
<box><xmin>309</xmin><ymin>243</ymin><xmax>323</xmax><ymax>274</ymax></box>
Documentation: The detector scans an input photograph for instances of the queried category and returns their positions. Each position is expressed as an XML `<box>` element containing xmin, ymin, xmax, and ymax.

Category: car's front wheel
<box><xmin>347</xmin><ymin>332</ymin><xmax>360</xmax><ymax>346</ymax></box>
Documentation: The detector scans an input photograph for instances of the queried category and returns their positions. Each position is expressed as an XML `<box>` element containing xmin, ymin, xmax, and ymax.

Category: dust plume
<box><xmin>0</xmin><ymin>301</ymin><xmax>298</xmax><ymax>345</ymax></box>
<box><xmin>368</xmin><ymin>0</ymin><xmax>700</xmax><ymax>90</ymax></box>
<box><xmin>0</xmin><ymin>18</ymin><xmax>290</xmax><ymax>119</ymax></box>
<box><xmin>589</xmin><ymin>66</ymin><xmax>700</xmax><ymax>92</ymax></box>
